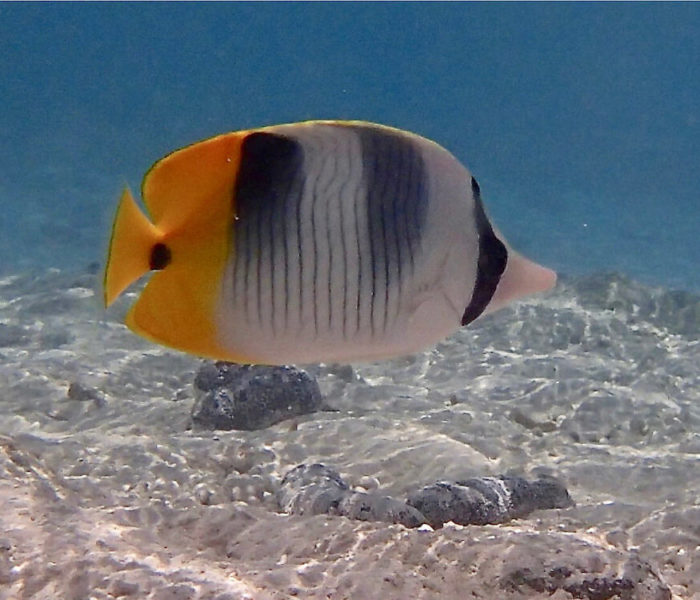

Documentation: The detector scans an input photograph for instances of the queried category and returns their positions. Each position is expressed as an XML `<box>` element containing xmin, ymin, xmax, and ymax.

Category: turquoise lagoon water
<box><xmin>1</xmin><ymin>5</ymin><xmax>700</xmax><ymax>599</ymax></box>
<box><xmin>1</xmin><ymin>2</ymin><xmax>698</xmax><ymax>291</ymax></box>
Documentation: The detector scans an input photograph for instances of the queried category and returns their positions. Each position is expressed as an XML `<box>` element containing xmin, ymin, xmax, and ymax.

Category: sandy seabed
<box><xmin>0</xmin><ymin>267</ymin><xmax>698</xmax><ymax>600</ymax></box>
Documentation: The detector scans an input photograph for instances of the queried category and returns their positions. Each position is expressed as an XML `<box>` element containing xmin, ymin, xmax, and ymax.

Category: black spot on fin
<box><xmin>461</xmin><ymin>177</ymin><xmax>507</xmax><ymax>326</ymax></box>
<box><xmin>150</xmin><ymin>243</ymin><xmax>171</xmax><ymax>270</ymax></box>
<box><xmin>235</xmin><ymin>131</ymin><xmax>303</xmax><ymax>216</ymax></box>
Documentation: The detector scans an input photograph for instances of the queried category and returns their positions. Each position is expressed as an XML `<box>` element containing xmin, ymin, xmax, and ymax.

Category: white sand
<box><xmin>0</xmin><ymin>268</ymin><xmax>697</xmax><ymax>599</ymax></box>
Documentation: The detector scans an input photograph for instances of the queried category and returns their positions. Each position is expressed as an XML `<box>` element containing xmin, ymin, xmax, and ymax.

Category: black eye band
<box><xmin>461</xmin><ymin>177</ymin><xmax>507</xmax><ymax>326</ymax></box>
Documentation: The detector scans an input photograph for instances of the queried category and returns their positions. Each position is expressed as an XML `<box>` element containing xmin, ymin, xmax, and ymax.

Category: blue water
<box><xmin>2</xmin><ymin>3</ymin><xmax>699</xmax><ymax>290</ymax></box>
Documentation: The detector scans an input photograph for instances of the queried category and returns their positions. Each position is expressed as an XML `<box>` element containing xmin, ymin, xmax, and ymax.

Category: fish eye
<box><xmin>149</xmin><ymin>243</ymin><xmax>171</xmax><ymax>270</ymax></box>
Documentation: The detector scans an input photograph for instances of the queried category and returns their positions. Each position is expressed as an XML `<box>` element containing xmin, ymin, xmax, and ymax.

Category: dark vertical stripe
<box><xmin>272</xmin><ymin>166</ymin><xmax>297</xmax><ymax>334</ymax></box>
<box><xmin>232</xmin><ymin>131</ymin><xmax>305</xmax><ymax>330</ymax></box>
<box><xmin>353</xmin><ymin>175</ymin><xmax>364</xmax><ymax>335</ymax></box>
<box><xmin>255</xmin><ymin>198</ymin><xmax>264</xmax><ymax>327</ymax></box>
<box><xmin>311</xmin><ymin>184</ymin><xmax>319</xmax><ymax>336</ymax></box>
<box><xmin>323</xmin><ymin>146</ymin><xmax>339</xmax><ymax>331</ymax></box>
<box><xmin>339</xmin><ymin>192</ymin><xmax>348</xmax><ymax>338</ymax></box>
<box><xmin>404</xmin><ymin>154</ymin><xmax>416</xmax><ymax>272</ymax></box>
<box><xmin>376</xmin><ymin>142</ymin><xmax>388</xmax><ymax>333</ymax></box>
<box><xmin>245</xmin><ymin>211</ymin><xmax>254</xmax><ymax>320</ymax></box>
<box><xmin>242</xmin><ymin>211</ymin><xmax>252</xmax><ymax>319</ymax></box>
<box><xmin>337</xmin><ymin>140</ymin><xmax>351</xmax><ymax>340</ymax></box>
<box><xmin>266</xmin><ymin>191</ymin><xmax>275</xmax><ymax>332</ymax></box>
<box><xmin>391</xmin><ymin>138</ymin><xmax>405</xmax><ymax>314</ymax></box>
<box><xmin>403</xmin><ymin>142</ymin><xmax>425</xmax><ymax>274</ymax></box>
<box><xmin>285</xmin><ymin>167</ymin><xmax>304</xmax><ymax>330</ymax></box>
<box><xmin>366</xmin><ymin>145</ymin><xmax>378</xmax><ymax>336</ymax></box>
<box><xmin>381</xmin><ymin>135</ymin><xmax>399</xmax><ymax>331</ymax></box>
<box><xmin>296</xmin><ymin>179</ymin><xmax>304</xmax><ymax>327</ymax></box>
<box><xmin>356</xmin><ymin>125</ymin><xmax>429</xmax><ymax>337</ymax></box>
<box><xmin>282</xmin><ymin>170</ymin><xmax>290</xmax><ymax>328</ymax></box>
<box><xmin>266</xmin><ymin>182</ymin><xmax>278</xmax><ymax>334</ymax></box>
<box><xmin>316</xmin><ymin>133</ymin><xmax>338</xmax><ymax>333</ymax></box>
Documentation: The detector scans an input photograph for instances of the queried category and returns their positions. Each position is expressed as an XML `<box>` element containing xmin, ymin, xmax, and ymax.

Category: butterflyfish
<box><xmin>103</xmin><ymin>120</ymin><xmax>556</xmax><ymax>364</ymax></box>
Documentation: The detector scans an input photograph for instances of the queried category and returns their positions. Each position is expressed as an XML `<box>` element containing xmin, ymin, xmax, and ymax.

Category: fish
<box><xmin>103</xmin><ymin>120</ymin><xmax>556</xmax><ymax>364</ymax></box>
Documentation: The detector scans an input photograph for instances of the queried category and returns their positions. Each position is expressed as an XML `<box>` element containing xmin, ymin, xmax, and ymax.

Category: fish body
<box><xmin>103</xmin><ymin>120</ymin><xmax>555</xmax><ymax>364</ymax></box>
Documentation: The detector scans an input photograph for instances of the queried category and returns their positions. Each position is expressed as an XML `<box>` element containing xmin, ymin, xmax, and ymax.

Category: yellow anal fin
<box><xmin>123</xmin><ymin>196</ymin><xmax>235</xmax><ymax>361</ymax></box>
<box><xmin>103</xmin><ymin>187</ymin><xmax>162</xmax><ymax>307</ymax></box>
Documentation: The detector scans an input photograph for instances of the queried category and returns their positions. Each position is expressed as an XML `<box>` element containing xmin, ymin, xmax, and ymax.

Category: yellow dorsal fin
<box><xmin>141</xmin><ymin>132</ymin><xmax>247</xmax><ymax>233</ymax></box>
<box><xmin>103</xmin><ymin>188</ymin><xmax>161</xmax><ymax>307</ymax></box>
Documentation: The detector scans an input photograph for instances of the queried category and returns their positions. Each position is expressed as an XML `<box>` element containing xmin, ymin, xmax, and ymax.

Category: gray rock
<box><xmin>278</xmin><ymin>463</ymin><xmax>426</xmax><ymax>528</ymax></box>
<box><xmin>338</xmin><ymin>491</ymin><xmax>426</xmax><ymax>528</ymax></box>
<box><xmin>499</xmin><ymin>553</ymin><xmax>671</xmax><ymax>600</ymax></box>
<box><xmin>191</xmin><ymin>362</ymin><xmax>323</xmax><ymax>431</ymax></box>
<box><xmin>277</xmin><ymin>463</ymin><xmax>349</xmax><ymax>516</ymax></box>
<box><xmin>407</xmin><ymin>475</ymin><xmax>574</xmax><ymax>528</ymax></box>
<box><xmin>279</xmin><ymin>464</ymin><xmax>570</xmax><ymax>530</ymax></box>
<box><xmin>499</xmin><ymin>474</ymin><xmax>575</xmax><ymax>518</ymax></box>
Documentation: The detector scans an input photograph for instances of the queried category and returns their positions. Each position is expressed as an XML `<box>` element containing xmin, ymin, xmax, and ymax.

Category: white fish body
<box><xmin>103</xmin><ymin>121</ymin><xmax>556</xmax><ymax>365</ymax></box>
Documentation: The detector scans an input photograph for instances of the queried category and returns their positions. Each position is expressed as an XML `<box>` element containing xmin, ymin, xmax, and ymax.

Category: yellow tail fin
<box><xmin>103</xmin><ymin>188</ymin><xmax>162</xmax><ymax>307</ymax></box>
